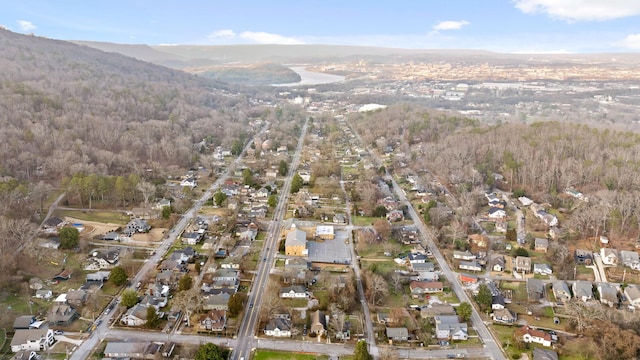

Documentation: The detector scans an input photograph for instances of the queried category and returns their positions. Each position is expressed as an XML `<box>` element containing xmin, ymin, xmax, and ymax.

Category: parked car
<box><xmin>54</xmin><ymin>330</ymin><xmax>63</xmax><ymax>335</ymax></box>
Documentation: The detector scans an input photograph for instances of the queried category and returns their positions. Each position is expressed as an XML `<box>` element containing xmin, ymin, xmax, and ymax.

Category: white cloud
<box><xmin>208</xmin><ymin>29</ymin><xmax>236</xmax><ymax>40</ymax></box>
<box><xmin>432</xmin><ymin>20</ymin><xmax>470</xmax><ymax>31</ymax></box>
<box><xmin>17</xmin><ymin>20</ymin><xmax>36</xmax><ymax>31</ymax></box>
<box><xmin>616</xmin><ymin>33</ymin><xmax>640</xmax><ymax>49</ymax></box>
<box><xmin>239</xmin><ymin>31</ymin><xmax>304</xmax><ymax>45</ymax></box>
<box><xmin>513</xmin><ymin>0</ymin><xmax>640</xmax><ymax>21</ymax></box>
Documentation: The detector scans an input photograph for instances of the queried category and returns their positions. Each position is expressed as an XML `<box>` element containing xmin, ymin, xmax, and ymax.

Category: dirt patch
<box><xmin>64</xmin><ymin>216</ymin><xmax>121</xmax><ymax>237</ymax></box>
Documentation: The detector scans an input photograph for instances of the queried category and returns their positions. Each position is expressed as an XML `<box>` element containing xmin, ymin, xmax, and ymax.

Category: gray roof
<box><xmin>265</xmin><ymin>317</ymin><xmax>292</xmax><ymax>331</ymax></box>
<box><xmin>533</xmin><ymin>348</ymin><xmax>559</xmax><ymax>360</ymax></box>
<box><xmin>386</xmin><ymin>327</ymin><xmax>409</xmax><ymax>339</ymax></box>
<box><xmin>285</xmin><ymin>229</ymin><xmax>307</xmax><ymax>247</ymax></box>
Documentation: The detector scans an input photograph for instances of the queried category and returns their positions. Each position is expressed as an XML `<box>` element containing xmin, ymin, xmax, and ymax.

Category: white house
<box><xmin>488</xmin><ymin>207</ymin><xmax>507</xmax><ymax>219</ymax></box>
<box><xmin>34</xmin><ymin>289</ymin><xmax>52</xmax><ymax>300</ymax></box>
<box><xmin>279</xmin><ymin>285</ymin><xmax>308</xmax><ymax>298</ymax></box>
<box><xmin>624</xmin><ymin>285</ymin><xmax>640</xmax><ymax>307</ymax></box>
<box><xmin>572</xmin><ymin>281</ymin><xmax>593</xmax><ymax>302</ymax></box>
<box><xmin>264</xmin><ymin>318</ymin><xmax>292</xmax><ymax>337</ymax></box>
<box><xmin>120</xmin><ymin>304</ymin><xmax>148</xmax><ymax>326</ymax></box>
<box><xmin>600</xmin><ymin>248</ymin><xmax>619</xmax><ymax>266</ymax></box>
<box><xmin>434</xmin><ymin>315</ymin><xmax>468</xmax><ymax>340</ymax></box>
<box><xmin>620</xmin><ymin>250</ymin><xmax>640</xmax><ymax>270</ymax></box>
<box><xmin>519</xmin><ymin>326</ymin><xmax>552</xmax><ymax>347</ymax></box>
<box><xmin>10</xmin><ymin>329</ymin><xmax>55</xmax><ymax>353</ymax></box>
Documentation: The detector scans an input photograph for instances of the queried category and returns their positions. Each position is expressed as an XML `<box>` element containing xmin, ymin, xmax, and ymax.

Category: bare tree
<box><xmin>136</xmin><ymin>181</ymin><xmax>156</xmax><ymax>205</ymax></box>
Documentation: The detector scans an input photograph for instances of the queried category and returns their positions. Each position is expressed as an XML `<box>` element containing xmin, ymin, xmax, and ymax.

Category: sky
<box><xmin>2</xmin><ymin>0</ymin><xmax>640</xmax><ymax>53</ymax></box>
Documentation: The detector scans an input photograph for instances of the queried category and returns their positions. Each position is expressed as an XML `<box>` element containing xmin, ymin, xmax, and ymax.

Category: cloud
<box><xmin>616</xmin><ymin>33</ymin><xmax>640</xmax><ymax>49</ymax></box>
<box><xmin>239</xmin><ymin>31</ymin><xmax>304</xmax><ymax>45</ymax></box>
<box><xmin>208</xmin><ymin>29</ymin><xmax>236</xmax><ymax>40</ymax></box>
<box><xmin>513</xmin><ymin>0</ymin><xmax>640</xmax><ymax>21</ymax></box>
<box><xmin>17</xmin><ymin>20</ymin><xmax>36</xmax><ymax>31</ymax></box>
<box><xmin>432</xmin><ymin>20</ymin><xmax>470</xmax><ymax>32</ymax></box>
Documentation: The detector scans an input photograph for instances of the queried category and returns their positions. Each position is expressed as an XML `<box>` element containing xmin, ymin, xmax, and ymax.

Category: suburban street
<box><xmin>69</xmin><ymin>125</ymin><xmax>268</xmax><ymax>360</ymax></box>
<box><xmin>233</xmin><ymin>117</ymin><xmax>309</xmax><ymax>360</ymax></box>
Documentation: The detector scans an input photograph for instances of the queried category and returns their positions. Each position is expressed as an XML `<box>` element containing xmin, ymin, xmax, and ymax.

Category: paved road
<box><xmin>389</xmin><ymin>176</ymin><xmax>505</xmax><ymax>360</ymax></box>
<box><xmin>70</xmin><ymin>125</ymin><xmax>268</xmax><ymax>360</ymax></box>
<box><xmin>344</xmin><ymin>120</ymin><xmax>502</xmax><ymax>360</ymax></box>
<box><xmin>233</xmin><ymin>117</ymin><xmax>309</xmax><ymax>360</ymax></box>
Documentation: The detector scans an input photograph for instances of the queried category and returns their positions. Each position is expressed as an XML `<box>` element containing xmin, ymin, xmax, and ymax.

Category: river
<box><xmin>272</xmin><ymin>66</ymin><xmax>345</xmax><ymax>86</ymax></box>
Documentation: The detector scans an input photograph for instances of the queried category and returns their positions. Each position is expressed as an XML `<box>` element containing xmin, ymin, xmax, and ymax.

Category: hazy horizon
<box><xmin>3</xmin><ymin>0</ymin><xmax>640</xmax><ymax>54</ymax></box>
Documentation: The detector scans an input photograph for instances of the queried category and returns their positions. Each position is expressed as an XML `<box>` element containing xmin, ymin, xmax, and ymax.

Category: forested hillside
<box><xmin>352</xmin><ymin>104</ymin><xmax>640</xmax><ymax>240</ymax></box>
<box><xmin>0</xmin><ymin>29</ymin><xmax>277</xmax><ymax>215</ymax></box>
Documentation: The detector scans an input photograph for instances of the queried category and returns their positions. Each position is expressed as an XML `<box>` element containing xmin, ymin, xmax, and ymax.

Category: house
<box><xmin>533</xmin><ymin>263</ymin><xmax>553</xmax><ymax>276</ymax></box>
<box><xmin>47</xmin><ymin>305</ymin><xmax>77</xmax><ymax>326</ymax></box>
<box><xmin>459</xmin><ymin>260</ymin><xmax>482</xmax><ymax>272</ymax></box>
<box><xmin>377</xmin><ymin>312</ymin><xmax>390</xmax><ymax>324</ymax></box>
<box><xmin>154</xmin><ymin>198</ymin><xmax>171</xmax><ymax>210</ymax></box>
<box><xmin>492</xmin><ymin>295</ymin><xmax>506</xmax><ymax>310</ymax></box>
<box><xmin>52</xmin><ymin>269</ymin><xmax>72</xmax><ymax>281</ymax></box>
<box><xmin>10</xmin><ymin>329</ymin><xmax>55</xmax><ymax>353</ymax></box>
<box><xmin>420</xmin><ymin>303</ymin><xmax>456</xmax><ymax>319</ymax></box>
<box><xmin>459</xmin><ymin>273</ymin><xmax>478</xmax><ymax>284</ymax></box>
<box><xmin>102</xmin><ymin>231</ymin><xmax>120</xmax><ymax>241</ymax></box>
<box><xmin>488</xmin><ymin>207</ymin><xmax>507</xmax><ymax>219</ymax></box>
<box><xmin>400</xmin><ymin>226</ymin><xmax>420</xmax><ymax>244</ymax></box>
<box><xmin>518</xmin><ymin>196</ymin><xmax>534</xmax><ymax>207</ymax></box>
<box><xmin>66</xmin><ymin>290</ymin><xmax>87</xmax><ymax>307</ymax></box>
<box><xmin>514</xmin><ymin>256</ymin><xmax>532</xmax><ymax>273</ymax></box>
<box><xmin>199</xmin><ymin>310</ymin><xmax>226</xmax><ymax>332</ymax></box>
<box><xmin>518</xmin><ymin>326</ymin><xmax>552</xmax><ymax>347</ymax></box>
<box><xmin>34</xmin><ymin>289</ymin><xmax>52</xmax><ymax>300</ymax></box>
<box><xmin>434</xmin><ymin>315</ymin><xmax>468</xmax><ymax>340</ymax></box>
<box><xmin>121</xmin><ymin>304</ymin><xmax>149</xmax><ymax>326</ymax></box>
<box><xmin>624</xmin><ymin>284</ymin><xmax>640</xmax><ymax>307</ymax></box>
<box><xmin>620</xmin><ymin>250</ymin><xmax>640</xmax><ymax>270</ymax></box>
<box><xmin>334</xmin><ymin>320</ymin><xmax>351</xmax><ymax>341</ymax></box>
<box><xmin>492</xmin><ymin>255</ymin><xmax>505</xmax><ymax>272</ymax></box>
<box><xmin>408</xmin><ymin>253</ymin><xmax>428</xmax><ymax>264</ymax></box>
<box><xmin>600</xmin><ymin>248</ymin><xmax>619</xmax><ymax>266</ymax></box>
<box><xmin>533</xmin><ymin>348</ymin><xmax>559</xmax><ymax>360</ymax></box>
<box><xmin>552</xmin><ymin>281</ymin><xmax>572</xmax><ymax>303</ymax></box>
<box><xmin>310</xmin><ymin>310</ymin><xmax>327</xmax><ymax>336</ymax></box>
<box><xmin>572</xmin><ymin>281</ymin><xmax>593</xmax><ymax>302</ymax></box>
<box><xmin>411</xmin><ymin>261</ymin><xmax>434</xmax><ymax>272</ymax></box>
<box><xmin>124</xmin><ymin>218</ymin><xmax>150</xmax><ymax>235</ymax></box>
<box><xmin>453</xmin><ymin>250</ymin><xmax>475</xmax><ymax>261</ymax></box>
<box><xmin>285</xmin><ymin>258</ymin><xmax>309</xmax><ymax>271</ymax></box>
<box><xmin>527</xmin><ymin>279</ymin><xmax>545</xmax><ymax>301</ymax></box>
<box><xmin>285</xmin><ymin>226</ymin><xmax>308</xmax><ymax>256</ymax></box>
<box><xmin>255</xmin><ymin>187</ymin><xmax>270</xmax><ymax>199</ymax></box>
<box><xmin>315</xmin><ymin>225</ymin><xmax>335</xmax><ymax>240</ymax></box>
<box><xmin>386</xmin><ymin>327</ymin><xmax>409</xmax><ymax>342</ymax></box>
<box><xmin>534</xmin><ymin>238</ymin><xmax>549</xmax><ymax>253</ymax></box>
<box><xmin>410</xmin><ymin>281</ymin><xmax>443</xmax><ymax>295</ymax></box>
<box><xmin>535</xmin><ymin>210</ymin><xmax>558</xmax><ymax>227</ymax></box>
<box><xmin>492</xmin><ymin>308</ymin><xmax>517</xmax><ymax>324</ymax></box>
<box><xmin>574</xmin><ymin>249</ymin><xmax>593</xmax><ymax>265</ymax></box>
<box><xmin>140</xmin><ymin>295</ymin><xmax>168</xmax><ymax>310</ymax></box>
<box><xmin>386</xmin><ymin>209</ymin><xmax>404</xmax><ymax>222</ymax></box>
<box><xmin>103</xmin><ymin>341</ymin><xmax>163</xmax><ymax>359</ymax></box>
<box><xmin>86</xmin><ymin>271</ymin><xmax>110</xmax><ymax>282</ymax></box>
<box><xmin>13</xmin><ymin>316</ymin><xmax>36</xmax><ymax>330</ymax></box>
<box><xmin>180</xmin><ymin>177</ymin><xmax>197</xmax><ymax>188</ymax></box>
<box><xmin>279</xmin><ymin>285</ymin><xmax>308</xmax><ymax>298</ymax></box>
<box><xmin>333</xmin><ymin>213</ymin><xmax>347</xmax><ymax>224</ymax></box>
<box><xmin>43</xmin><ymin>217</ymin><xmax>65</xmax><ymax>230</ymax></box>
<box><xmin>264</xmin><ymin>318</ymin><xmax>292</xmax><ymax>337</ymax></box>
<box><xmin>202</xmin><ymin>293</ymin><xmax>231</xmax><ymax>311</ymax></box>
<box><xmin>597</xmin><ymin>282</ymin><xmax>618</xmax><ymax>307</ymax></box>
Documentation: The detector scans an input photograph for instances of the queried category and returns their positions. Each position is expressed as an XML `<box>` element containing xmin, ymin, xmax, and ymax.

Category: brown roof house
<box><xmin>310</xmin><ymin>310</ymin><xmax>328</xmax><ymax>336</ymax></box>
<box><xmin>199</xmin><ymin>310</ymin><xmax>226</xmax><ymax>332</ymax></box>
<box><xmin>47</xmin><ymin>305</ymin><xmax>78</xmax><ymax>326</ymax></box>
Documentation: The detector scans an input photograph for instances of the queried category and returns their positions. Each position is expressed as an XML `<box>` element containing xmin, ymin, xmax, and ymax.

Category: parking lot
<box><xmin>307</xmin><ymin>230</ymin><xmax>352</xmax><ymax>264</ymax></box>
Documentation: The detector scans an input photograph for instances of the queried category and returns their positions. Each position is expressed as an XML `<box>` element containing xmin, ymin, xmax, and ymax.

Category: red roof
<box><xmin>517</xmin><ymin>326</ymin><xmax>551</xmax><ymax>341</ymax></box>
<box><xmin>459</xmin><ymin>273</ymin><xmax>478</xmax><ymax>283</ymax></box>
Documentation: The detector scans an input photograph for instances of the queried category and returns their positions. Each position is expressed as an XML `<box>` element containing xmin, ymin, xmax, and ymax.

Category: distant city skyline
<box><xmin>2</xmin><ymin>0</ymin><xmax>640</xmax><ymax>53</ymax></box>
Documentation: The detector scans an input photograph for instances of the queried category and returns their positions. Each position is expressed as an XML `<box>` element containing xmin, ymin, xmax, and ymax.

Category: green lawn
<box><xmin>253</xmin><ymin>350</ymin><xmax>329</xmax><ymax>360</ymax></box>
<box><xmin>56</xmin><ymin>209</ymin><xmax>129</xmax><ymax>224</ymax></box>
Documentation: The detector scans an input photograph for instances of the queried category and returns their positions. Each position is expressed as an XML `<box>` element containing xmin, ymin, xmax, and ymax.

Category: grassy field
<box><xmin>253</xmin><ymin>350</ymin><xmax>329</xmax><ymax>360</ymax></box>
<box><xmin>57</xmin><ymin>209</ymin><xmax>130</xmax><ymax>224</ymax></box>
